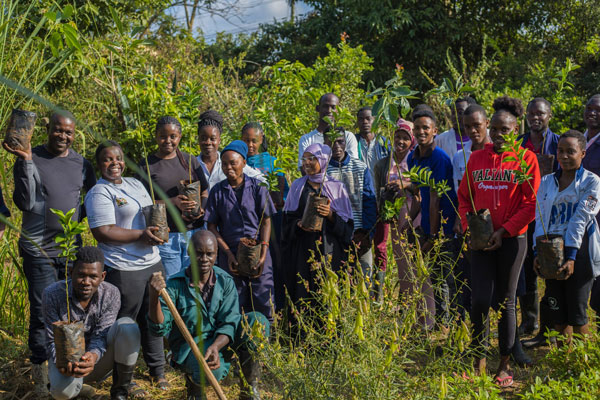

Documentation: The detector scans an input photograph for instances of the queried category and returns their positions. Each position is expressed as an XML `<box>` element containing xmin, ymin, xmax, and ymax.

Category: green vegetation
<box><xmin>1</xmin><ymin>0</ymin><xmax>600</xmax><ymax>398</ymax></box>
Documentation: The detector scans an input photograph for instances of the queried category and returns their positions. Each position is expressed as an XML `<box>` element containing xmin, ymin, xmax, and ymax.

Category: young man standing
<box><xmin>3</xmin><ymin>110</ymin><xmax>96</xmax><ymax>395</ymax></box>
<box><xmin>435</xmin><ymin>97</ymin><xmax>477</xmax><ymax>160</ymax></box>
<box><xmin>44</xmin><ymin>247</ymin><xmax>140</xmax><ymax>400</ymax></box>
<box><xmin>297</xmin><ymin>93</ymin><xmax>358</xmax><ymax>170</ymax></box>
<box><xmin>583</xmin><ymin>94</ymin><xmax>600</xmax><ymax>328</ymax></box>
<box><xmin>355</xmin><ymin>106</ymin><xmax>392</xmax><ymax>284</ymax></box>
<box><xmin>326</xmin><ymin>133</ymin><xmax>378</xmax><ymax>296</ymax></box>
<box><xmin>408</xmin><ymin>105</ymin><xmax>458</xmax><ymax>326</ymax></box>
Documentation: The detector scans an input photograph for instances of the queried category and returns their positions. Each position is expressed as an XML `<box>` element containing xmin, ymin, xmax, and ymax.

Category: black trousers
<box><xmin>22</xmin><ymin>250</ymin><xmax>66</xmax><ymax>364</ymax></box>
<box><xmin>470</xmin><ymin>235</ymin><xmax>527</xmax><ymax>356</ymax></box>
<box><xmin>106</xmin><ymin>261</ymin><xmax>166</xmax><ymax>377</ymax></box>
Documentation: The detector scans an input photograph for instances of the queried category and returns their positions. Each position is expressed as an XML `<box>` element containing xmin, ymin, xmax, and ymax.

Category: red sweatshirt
<box><xmin>458</xmin><ymin>143</ymin><xmax>541</xmax><ymax>237</ymax></box>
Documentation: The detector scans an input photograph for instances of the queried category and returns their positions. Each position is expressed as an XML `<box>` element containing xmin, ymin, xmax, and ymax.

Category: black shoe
<box><xmin>518</xmin><ymin>292</ymin><xmax>540</xmax><ymax>335</ymax></box>
<box><xmin>185</xmin><ymin>374</ymin><xmax>207</xmax><ymax>400</ymax></box>
<box><xmin>511</xmin><ymin>337</ymin><xmax>533</xmax><ymax>367</ymax></box>
<box><xmin>522</xmin><ymin>331</ymin><xmax>556</xmax><ymax>348</ymax></box>
<box><xmin>110</xmin><ymin>363</ymin><xmax>135</xmax><ymax>400</ymax></box>
<box><xmin>239</xmin><ymin>350</ymin><xmax>262</xmax><ymax>400</ymax></box>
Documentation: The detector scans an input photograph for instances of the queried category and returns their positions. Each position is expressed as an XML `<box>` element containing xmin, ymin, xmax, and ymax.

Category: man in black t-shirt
<box><xmin>3</xmin><ymin>110</ymin><xmax>96</xmax><ymax>396</ymax></box>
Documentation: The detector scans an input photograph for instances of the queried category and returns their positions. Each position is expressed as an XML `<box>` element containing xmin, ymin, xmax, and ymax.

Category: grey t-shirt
<box><xmin>84</xmin><ymin>177</ymin><xmax>160</xmax><ymax>271</ymax></box>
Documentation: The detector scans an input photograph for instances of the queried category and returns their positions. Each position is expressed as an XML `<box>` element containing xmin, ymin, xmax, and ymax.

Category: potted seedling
<box><xmin>500</xmin><ymin>131</ymin><xmax>561</xmax><ymax>278</ymax></box>
<box><xmin>50</xmin><ymin>208</ymin><xmax>88</xmax><ymax>370</ymax></box>
<box><xmin>177</xmin><ymin>149</ymin><xmax>203</xmax><ymax>220</ymax></box>
<box><xmin>138</xmin><ymin>127</ymin><xmax>169</xmax><ymax>242</ymax></box>
<box><xmin>4</xmin><ymin>108</ymin><xmax>36</xmax><ymax>152</ymax></box>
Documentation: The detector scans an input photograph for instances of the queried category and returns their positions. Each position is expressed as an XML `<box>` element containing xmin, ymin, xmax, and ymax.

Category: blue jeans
<box><xmin>159</xmin><ymin>231</ymin><xmax>195</xmax><ymax>278</ymax></box>
<box><xmin>22</xmin><ymin>250</ymin><xmax>66</xmax><ymax>364</ymax></box>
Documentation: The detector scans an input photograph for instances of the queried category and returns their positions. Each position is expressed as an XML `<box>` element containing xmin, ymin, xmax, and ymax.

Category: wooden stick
<box><xmin>159</xmin><ymin>288</ymin><xmax>228</xmax><ymax>400</ymax></box>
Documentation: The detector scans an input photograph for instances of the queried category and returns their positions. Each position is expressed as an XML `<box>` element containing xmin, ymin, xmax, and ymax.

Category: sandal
<box><xmin>151</xmin><ymin>375</ymin><xmax>171</xmax><ymax>391</ymax></box>
<box><xmin>128</xmin><ymin>381</ymin><xmax>149</xmax><ymax>398</ymax></box>
<box><xmin>494</xmin><ymin>373</ymin><xmax>514</xmax><ymax>388</ymax></box>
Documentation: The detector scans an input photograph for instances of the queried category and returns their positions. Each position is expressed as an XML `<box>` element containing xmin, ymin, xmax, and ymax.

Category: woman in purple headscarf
<box><xmin>281</xmin><ymin>143</ymin><xmax>354</xmax><ymax>306</ymax></box>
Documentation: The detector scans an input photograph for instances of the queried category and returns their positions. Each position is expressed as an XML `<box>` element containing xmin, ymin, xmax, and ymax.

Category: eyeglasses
<box><xmin>301</xmin><ymin>155</ymin><xmax>318</xmax><ymax>163</ymax></box>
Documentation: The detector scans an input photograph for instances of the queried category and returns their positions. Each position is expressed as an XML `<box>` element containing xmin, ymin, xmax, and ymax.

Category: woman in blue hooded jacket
<box><xmin>533</xmin><ymin>130</ymin><xmax>600</xmax><ymax>343</ymax></box>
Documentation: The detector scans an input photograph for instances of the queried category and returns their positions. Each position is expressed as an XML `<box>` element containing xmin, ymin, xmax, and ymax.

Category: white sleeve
<box><xmin>298</xmin><ymin>135</ymin><xmax>307</xmax><ymax>168</ymax></box>
<box><xmin>345</xmin><ymin>131</ymin><xmax>359</xmax><ymax>159</ymax></box>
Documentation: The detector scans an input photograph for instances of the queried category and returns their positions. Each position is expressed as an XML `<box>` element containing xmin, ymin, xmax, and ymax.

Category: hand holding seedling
<box><xmin>3</xmin><ymin>141</ymin><xmax>32</xmax><ymax>160</ymax></box>
<box><xmin>316</xmin><ymin>200</ymin><xmax>333</xmax><ymax>221</ymax></box>
<box><xmin>484</xmin><ymin>228</ymin><xmax>506</xmax><ymax>251</ymax></box>
<box><xmin>557</xmin><ymin>259</ymin><xmax>575</xmax><ymax>280</ymax></box>
<box><xmin>226</xmin><ymin>250</ymin><xmax>239</xmax><ymax>275</ymax></box>
<box><xmin>141</xmin><ymin>226</ymin><xmax>165</xmax><ymax>245</ymax></box>
<box><xmin>60</xmin><ymin>352</ymin><xmax>98</xmax><ymax>378</ymax></box>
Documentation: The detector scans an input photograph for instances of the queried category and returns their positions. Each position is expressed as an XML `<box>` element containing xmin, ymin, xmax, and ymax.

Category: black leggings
<box><xmin>470</xmin><ymin>235</ymin><xmax>527</xmax><ymax>357</ymax></box>
<box><xmin>106</xmin><ymin>261</ymin><xmax>166</xmax><ymax>377</ymax></box>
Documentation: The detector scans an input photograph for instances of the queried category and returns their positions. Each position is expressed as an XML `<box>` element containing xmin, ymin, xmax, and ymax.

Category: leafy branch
<box><xmin>500</xmin><ymin>131</ymin><xmax>547</xmax><ymax>238</ymax></box>
<box><xmin>430</xmin><ymin>76</ymin><xmax>477</xmax><ymax>214</ymax></box>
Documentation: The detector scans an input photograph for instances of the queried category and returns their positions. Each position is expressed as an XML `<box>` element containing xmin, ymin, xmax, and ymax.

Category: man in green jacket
<box><xmin>148</xmin><ymin>230</ymin><xmax>269</xmax><ymax>400</ymax></box>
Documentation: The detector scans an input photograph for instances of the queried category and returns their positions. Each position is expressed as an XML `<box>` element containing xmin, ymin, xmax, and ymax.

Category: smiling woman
<box><xmin>84</xmin><ymin>140</ymin><xmax>170</xmax><ymax>391</ymax></box>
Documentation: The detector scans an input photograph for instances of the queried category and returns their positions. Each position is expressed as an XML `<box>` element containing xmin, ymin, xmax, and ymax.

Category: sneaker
<box><xmin>31</xmin><ymin>362</ymin><xmax>49</xmax><ymax>397</ymax></box>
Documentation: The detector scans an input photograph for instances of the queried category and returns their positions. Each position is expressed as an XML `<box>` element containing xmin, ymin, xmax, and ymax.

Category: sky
<box><xmin>168</xmin><ymin>0</ymin><xmax>312</xmax><ymax>42</ymax></box>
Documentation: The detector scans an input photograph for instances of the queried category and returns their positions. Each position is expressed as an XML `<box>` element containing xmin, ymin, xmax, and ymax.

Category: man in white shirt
<box><xmin>435</xmin><ymin>96</ymin><xmax>477</xmax><ymax>160</ymax></box>
<box><xmin>297</xmin><ymin>93</ymin><xmax>358</xmax><ymax>169</ymax></box>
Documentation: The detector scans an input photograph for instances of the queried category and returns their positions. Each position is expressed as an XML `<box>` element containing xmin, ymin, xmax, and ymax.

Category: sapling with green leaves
<box><xmin>500</xmin><ymin>130</ymin><xmax>548</xmax><ymax>239</ymax></box>
<box><xmin>51</xmin><ymin>208</ymin><xmax>88</xmax><ymax>324</ymax></box>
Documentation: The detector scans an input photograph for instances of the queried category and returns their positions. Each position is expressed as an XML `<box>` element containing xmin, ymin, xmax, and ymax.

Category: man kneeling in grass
<box><xmin>148</xmin><ymin>230</ymin><xmax>270</xmax><ymax>400</ymax></box>
<box><xmin>43</xmin><ymin>246</ymin><xmax>141</xmax><ymax>400</ymax></box>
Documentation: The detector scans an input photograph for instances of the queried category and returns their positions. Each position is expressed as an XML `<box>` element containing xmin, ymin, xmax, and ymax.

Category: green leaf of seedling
<box><xmin>109</xmin><ymin>6</ymin><xmax>124</xmax><ymax>36</ymax></box>
<box><xmin>62</xmin><ymin>5</ymin><xmax>74</xmax><ymax>19</ymax></box>
<box><xmin>503</xmin><ymin>156</ymin><xmax>517</xmax><ymax>162</ymax></box>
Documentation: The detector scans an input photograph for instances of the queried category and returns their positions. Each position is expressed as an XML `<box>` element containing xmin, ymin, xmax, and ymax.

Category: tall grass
<box><xmin>0</xmin><ymin>0</ymin><xmax>80</xmax><ymax>335</ymax></box>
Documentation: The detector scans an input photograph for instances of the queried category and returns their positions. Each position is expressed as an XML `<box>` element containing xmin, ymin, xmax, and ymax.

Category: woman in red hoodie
<box><xmin>457</xmin><ymin>96</ymin><xmax>540</xmax><ymax>387</ymax></box>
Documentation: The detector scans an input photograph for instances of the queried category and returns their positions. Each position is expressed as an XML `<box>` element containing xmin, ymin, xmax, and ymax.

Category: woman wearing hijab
<box><xmin>281</xmin><ymin>143</ymin><xmax>354</xmax><ymax>306</ymax></box>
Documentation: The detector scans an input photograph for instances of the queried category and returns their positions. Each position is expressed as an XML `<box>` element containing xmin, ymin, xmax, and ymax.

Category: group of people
<box><xmin>2</xmin><ymin>91</ymin><xmax>600</xmax><ymax>398</ymax></box>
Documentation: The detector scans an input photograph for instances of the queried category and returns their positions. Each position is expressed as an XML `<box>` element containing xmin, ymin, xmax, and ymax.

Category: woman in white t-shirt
<box><xmin>84</xmin><ymin>140</ymin><xmax>169</xmax><ymax>393</ymax></box>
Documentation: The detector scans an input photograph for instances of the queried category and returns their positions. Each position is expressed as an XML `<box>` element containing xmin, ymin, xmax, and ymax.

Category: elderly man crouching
<box><xmin>148</xmin><ymin>230</ymin><xmax>269</xmax><ymax>400</ymax></box>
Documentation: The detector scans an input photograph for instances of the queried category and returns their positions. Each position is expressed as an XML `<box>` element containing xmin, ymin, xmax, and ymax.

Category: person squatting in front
<box><xmin>458</xmin><ymin>96</ymin><xmax>541</xmax><ymax>387</ymax></box>
<box><xmin>205</xmin><ymin>140</ymin><xmax>276</xmax><ymax>322</ymax></box>
<box><xmin>533</xmin><ymin>130</ymin><xmax>600</xmax><ymax>345</ymax></box>
<box><xmin>44</xmin><ymin>246</ymin><xmax>140</xmax><ymax>400</ymax></box>
<box><xmin>148</xmin><ymin>230</ymin><xmax>270</xmax><ymax>400</ymax></box>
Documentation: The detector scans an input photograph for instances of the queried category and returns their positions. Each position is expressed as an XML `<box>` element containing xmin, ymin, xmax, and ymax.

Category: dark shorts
<box><xmin>545</xmin><ymin>235</ymin><xmax>594</xmax><ymax>327</ymax></box>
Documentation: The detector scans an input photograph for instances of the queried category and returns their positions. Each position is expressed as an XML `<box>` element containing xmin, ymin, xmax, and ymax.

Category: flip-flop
<box><xmin>494</xmin><ymin>374</ymin><xmax>513</xmax><ymax>388</ymax></box>
<box><xmin>151</xmin><ymin>375</ymin><xmax>171</xmax><ymax>391</ymax></box>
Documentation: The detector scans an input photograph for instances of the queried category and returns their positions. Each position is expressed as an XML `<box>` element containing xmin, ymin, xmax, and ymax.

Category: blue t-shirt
<box><xmin>407</xmin><ymin>146</ymin><xmax>457</xmax><ymax>236</ymax></box>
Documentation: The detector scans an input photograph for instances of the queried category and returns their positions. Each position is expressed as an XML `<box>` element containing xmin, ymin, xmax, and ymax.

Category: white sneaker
<box><xmin>31</xmin><ymin>362</ymin><xmax>49</xmax><ymax>397</ymax></box>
